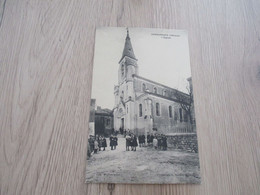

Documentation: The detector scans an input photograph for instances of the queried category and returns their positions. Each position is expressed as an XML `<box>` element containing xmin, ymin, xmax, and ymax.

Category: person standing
<box><xmin>98</xmin><ymin>136</ymin><xmax>102</xmax><ymax>151</ymax></box>
<box><xmin>126</xmin><ymin>134</ymin><xmax>131</xmax><ymax>151</ymax></box>
<box><xmin>110</xmin><ymin>135</ymin><xmax>114</xmax><ymax>150</ymax></box>
<box><xmin>142</xmin><ymin>134</ymin><xmax>145</xmax><ymax>146</ymax></box>
<box><xmin>158</xmin><ymin>135</ymin><xmax>162</xmax><ymax>150</ymax></box>
<box><xmin>132</xmin><ymin>134</ymin><xmax>138</xmax><ymax>151</ymax></box>
<box><xmin>87</xmin><ymin>140</ymin><xmax>91</xmax><ymax>159</ymax></box>
<box><xmin>162</xmin><ymin>135</ymin><xmax>167</xmax><ymax>150</ymax></box>
<box><xmin>150</xmin><ymin>134</ymin><xmax>154</xmax><ymax>146</ymax></box>
<box><xmin>130</xmin><ymin>134</ymin><xmax>134</xmax><ymax>151</ymax></box>
<box><xmin>153</xmin><ymin>136</ymin><xmax>158</xmax><ymax>149</ymax></box>
<box><xmin>89</xmin><ymin>136</ymin><xmax>95</xmax><ymax>154</ymax></box>
<box><xmin>147</xmin><ymin>133</ymin><xmax>151</xmax><ymax>146</ymax></box>
<box><xmin>94</xmin><ymin>139</ymin><xmax>99</xmax><ymax>154</ymax></box>
<box><xmin>114</xmin><ymin>135</ymin><xmax>118</xmax><ymax>150</ymax></box>
<box><xmin>138</xmin><ymin>135</ymin><xmax>142</xmax><ymax>147</ymax></box>
<box><xmin>102</xmin><ymin>136</ymin><xmax>107</xmax><ymax>151</ymax></box>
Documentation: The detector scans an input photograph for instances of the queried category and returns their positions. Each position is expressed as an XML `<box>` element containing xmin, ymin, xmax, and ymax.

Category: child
<box><xmin>94</xmin><ymin>140</ymin><xmax>99</xmax><ymax>154</ymax></box>
<box><xmin>102</xmin><ymin>137</ymin><xmax>107</xmax><ymax>151</ymax></box>
<box><xmin>125</xmin><ymin>134</ymin><xmax>131</xmax><ymax>151</ymax></box>
<box><xmin>153</xmin><ymin>137</ymin><xmax>158</xmax><ymax>149</ymax></box>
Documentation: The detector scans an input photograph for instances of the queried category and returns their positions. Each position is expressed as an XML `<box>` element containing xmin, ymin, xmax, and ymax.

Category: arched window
<box><xmin>174</xmin><ymin>109</ymin><xmax>178</xmax><ymax>121</ymax></box>
<box><xmin>142</xmin><ymin>83</ymin><xmax>146</xmax><ymax>92</ymax></box>
<box><xmin>139</xmin><ymin>104</ymin><xmax>143</xmax><ymax>117</ymax></box>
<box><xmin>163</xmin><ymin>90</ymin><xmax>166</xmax><ymax>96</ymax></box>
<box><xmin>154</xmin><ymin>87</ymin><xmax>157</xmax><ymax>94</ymax></box>
<box><xmin>179</xmin><ymin>108</ymin><xmax>183</xmax><ymax>122</ymax></box>
<box><xmin>156</xmin><ymin>103</ymin><xmax>160</xmax><ymax>116</ymax></box>
<box><xmin>169</xmin><ymin>106</ymin><xmax>172</xmax><ymax>118</ymax></box>
<box><xmin>184</xmin><ymin>111</ymin><xmax>188</xmax><ymax>122</ymax></box>
<box><xmin>121</xmin><ymin>64</ymin><xmax>124</xmax><ymax>77</ymax></box>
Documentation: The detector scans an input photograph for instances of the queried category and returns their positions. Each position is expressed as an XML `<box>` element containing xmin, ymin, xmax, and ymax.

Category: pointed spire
<box><xmin>120</xmin><ymin>28</ymin><xmax>137</xmax><ymax>62</ymax></box>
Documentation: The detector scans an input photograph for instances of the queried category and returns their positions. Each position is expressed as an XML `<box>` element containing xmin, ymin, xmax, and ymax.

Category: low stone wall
<box><xmin>166</xmin><ymin>133</ymin><xmax>198</xmax><ymax>153</ymax></box>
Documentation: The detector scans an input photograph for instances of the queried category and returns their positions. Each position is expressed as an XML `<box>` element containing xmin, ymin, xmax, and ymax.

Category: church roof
<box><xmin>119</xmin><ymin>28</ymin><xmax>137</xmax><ymax>62</ymax></box>
<box><xmin>133</xmin><ymin>74</ymin><xmax>189</xmax><ymax>97</ymax></box>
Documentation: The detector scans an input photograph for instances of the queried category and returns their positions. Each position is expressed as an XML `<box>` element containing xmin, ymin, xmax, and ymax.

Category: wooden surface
<box><xmin>0</xmin><ymin>0</ymin><xmax>259</xmax><ymax>194</ymax></box>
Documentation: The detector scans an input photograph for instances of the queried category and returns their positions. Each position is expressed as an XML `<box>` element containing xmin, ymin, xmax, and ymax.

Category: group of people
<box><xmin>147</xmin><ymin>134</ymin><xmax>155</xmax><ymax>145</ymax></box>
<box><xmin>138</xmin><ymin>134</ymin><xmax>146</xmax><ymax>147</ymax></box>
<box><xmin>125</xmin><ymin>133</ymin><xmax>138</xmax><ymax>151</ymax></box>
<box><xmin>87</xmin><ymin>132</ymin><xmax>168</xmax><ymax>158</ymax></box>
<box><xmin>151</xmin><ymin>134</ymin><xmax>168</xmax><ymax>150</ymax></box>
<box><xmin>109</xmin><ymin>134</ymin><xmax>118</xmax><ymax>150</ymax></box>
<box><xmin>125</xmin><ymin>133</ymin><xmax>168</xmax><ymax>151</ymax></box>
<box><xmin>87</xmin><ymin>134</ymin><xmax>118</xmax><ymax>158</ymax></box>
<box><xmin>87</xmin><ymin>135</ymin><xmax>107</xmax><ymax>158</ymax></box>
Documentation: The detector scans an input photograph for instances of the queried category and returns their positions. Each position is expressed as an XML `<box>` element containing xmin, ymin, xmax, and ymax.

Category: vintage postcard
<box><xmin>86</xmin><ymin>27</ymin><xmax>200</xmax><ymax>184</ymax></box>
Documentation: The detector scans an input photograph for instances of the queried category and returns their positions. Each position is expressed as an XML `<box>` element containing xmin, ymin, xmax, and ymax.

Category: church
<box><xmin>113</xmin><ymin>29</ymin><xmax>195</xmax><ymax>136</ymax></box>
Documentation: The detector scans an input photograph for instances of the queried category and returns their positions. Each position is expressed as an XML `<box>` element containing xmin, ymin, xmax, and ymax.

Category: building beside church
<box><xmin>89</xmin><ymin>99</ymin><xmax>114</xmax><ymax>137</ymax></box>
<box><xmin>95</xmin><ymin>106</ymin><xmax>114</xmax><ymax>137</ymax></box>
<box><xmin>113</xmin><ymin>29</ymin><xmax>195</xmax><ymax>136</ymax></box>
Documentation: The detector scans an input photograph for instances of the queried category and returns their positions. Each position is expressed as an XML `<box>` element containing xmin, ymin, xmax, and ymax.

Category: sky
<box><xmin>91</xmin><ymin>27</ymin><xmax>191</xmax><ymax>110</ymax></box>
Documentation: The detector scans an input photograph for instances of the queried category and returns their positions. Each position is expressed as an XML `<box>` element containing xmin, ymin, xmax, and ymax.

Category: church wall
<box><xmin>128</xmin><ymin>101</ymin><xmax>136</xmax><ymax>130</ymax></box>
<box><xmin>125</xmin><ymin>103</ymin><xmax>132</xmax><ymax>131</ymax></box>
<box><xmin>134</xmin><ymin>101</ymin><xmax>146</xmax><ymax>135</ymax></box>
<box><xmin>114</xmin><ymin>77</ymin><xmax>192</xmax><ymax>135</ymax></box>
<box><xmin>134</xmin><ymin>94</ymin><xmax>192</xmax><ymax>135</ymax></box>
<box><xmin>151</xmin><ymin>96</ymin><xmax>191</xmax><ymax>134</ymax></box>
<box><xmin>113</xmin><ymin>110</ymin><xmax>120</xmax><ymax>131</ymax></box>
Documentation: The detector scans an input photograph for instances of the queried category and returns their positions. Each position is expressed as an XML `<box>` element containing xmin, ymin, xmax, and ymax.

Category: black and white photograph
<box><xmin>86</xmin><ymin>27</ymin><xmax>200</xmax><ymax>184</ymax></box>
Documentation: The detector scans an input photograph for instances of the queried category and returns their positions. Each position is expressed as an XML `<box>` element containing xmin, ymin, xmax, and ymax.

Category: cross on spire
<box><xmin>126</xmin><ymin>27</ymin><xmax>129</xmax><ymax>38</ymax></box>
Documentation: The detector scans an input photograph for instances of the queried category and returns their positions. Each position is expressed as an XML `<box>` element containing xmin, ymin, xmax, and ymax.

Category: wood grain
<box><xmin>0</xmin><ymin>0</ymin><xmax>259</xmax><ymax>194</ymax></box>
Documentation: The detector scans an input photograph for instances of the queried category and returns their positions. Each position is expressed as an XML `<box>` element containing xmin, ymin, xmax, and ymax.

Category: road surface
<box><xmin>86</xmin><ymin>137</ymin><xmax>200</xmax><ymax>184</ymax></box>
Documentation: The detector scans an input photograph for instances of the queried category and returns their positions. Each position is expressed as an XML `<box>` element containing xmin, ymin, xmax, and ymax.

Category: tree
<box><xmin>174</xmin><ymin>78</ymin><xmax>194</xmax><ymax>128</ymax></box>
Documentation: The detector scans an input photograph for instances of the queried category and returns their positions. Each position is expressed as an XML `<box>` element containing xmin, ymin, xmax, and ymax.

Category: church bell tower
<box><xmin>118</xmin><ymin>28</ymin><xmax>138</xmax><ymax>84</ymax></box>
<box><xmin>114</xmin><ymin>28</ymin><xmax>138</xmax><ymax>132</ymax></box>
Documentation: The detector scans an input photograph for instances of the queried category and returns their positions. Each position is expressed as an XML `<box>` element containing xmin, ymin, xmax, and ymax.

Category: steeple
<box><xmin>119</xmin><ymin>28</ymin><xmax>137</xmax><ymax>62</ymax></box>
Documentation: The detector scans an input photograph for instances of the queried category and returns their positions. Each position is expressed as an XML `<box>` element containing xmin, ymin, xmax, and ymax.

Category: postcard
<box><xmin>86</xmin><ymin>27</ymin><xmax>200</xmax><ymax>184</ymax></box>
